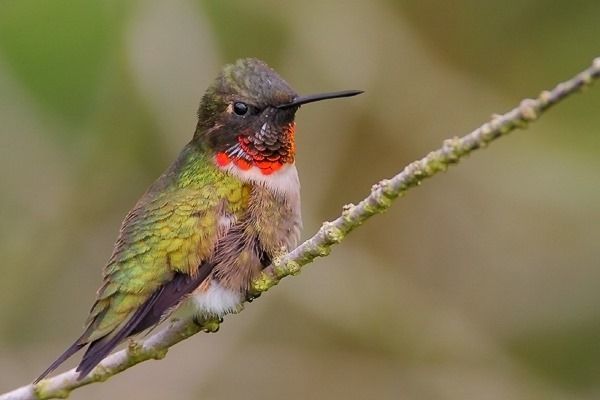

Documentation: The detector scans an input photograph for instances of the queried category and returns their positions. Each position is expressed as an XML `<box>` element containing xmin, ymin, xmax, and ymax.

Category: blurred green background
<box><xmin>1</xmin><ymin>1</ymin><xmax>600</xmax><ymax>399</ymax></box>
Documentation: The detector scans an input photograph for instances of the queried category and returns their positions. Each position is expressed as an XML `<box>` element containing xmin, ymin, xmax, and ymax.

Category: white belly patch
<box><xmin>192</xmin><ymin>283</ymin><xmax>242</xmax><ymax>316</ymax></box>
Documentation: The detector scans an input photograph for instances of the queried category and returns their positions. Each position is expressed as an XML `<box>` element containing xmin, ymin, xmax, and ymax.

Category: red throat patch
<box><xmin>215</xmin><ymin>122</ymin><xmax>295</xmax><ymax>175</ymax></box>
<box><xmin>215</xmin><ymin>152</ymin><xmax>284</xmax><ymax>175</ymax></box>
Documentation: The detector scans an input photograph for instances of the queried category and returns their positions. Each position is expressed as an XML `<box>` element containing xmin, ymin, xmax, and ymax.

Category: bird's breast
<box><xmin>191</xmin><ymin>165</ymin><xmax>301</xmax><ymax>317</ymax></box>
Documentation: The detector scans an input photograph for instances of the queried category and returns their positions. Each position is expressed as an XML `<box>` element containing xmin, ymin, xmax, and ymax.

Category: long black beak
<box><xmin>276</xmin><ymin>90</ymin><xmax>363</xmax><ymax>109</ymax></box>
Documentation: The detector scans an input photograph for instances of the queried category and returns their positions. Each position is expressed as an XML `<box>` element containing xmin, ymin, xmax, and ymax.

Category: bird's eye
<box><xmin>233</xmin><ymin>102</ymin><xmax>248</xmax><ymax>116</ymax></box>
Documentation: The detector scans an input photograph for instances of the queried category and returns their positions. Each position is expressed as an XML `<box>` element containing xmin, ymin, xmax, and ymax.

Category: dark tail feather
<box><xmin>34</xmin><ymin>340</ymin><xmax>86</xmax><ymax>383</ymax></box>
<box><xmin>75</xmin><ymin>337</ymin><xmax>116</xmax><ymax>380</ymax></box>
<box><xmin>75</xmin><ymin>319</ymin><xmax>142</xmax><ymax>380</ymax></box>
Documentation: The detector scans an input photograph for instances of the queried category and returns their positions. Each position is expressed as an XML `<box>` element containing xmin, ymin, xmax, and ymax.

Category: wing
<box><xmin>35</xmin><ymin>156</ymin><xmax>250</xmax><ymax>382</ymax></box>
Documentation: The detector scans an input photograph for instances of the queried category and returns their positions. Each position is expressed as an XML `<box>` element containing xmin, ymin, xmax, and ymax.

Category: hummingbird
<box><xmin>35</xmin><ymin>58</ymin><xmax>362</xmax><ymax>382</ymax></box>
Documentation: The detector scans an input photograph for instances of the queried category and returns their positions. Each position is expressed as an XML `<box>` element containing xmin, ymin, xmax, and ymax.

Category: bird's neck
<box><xmin>214</xmin><ymin>151</ymin><xmax>287</xmax><ymax>176</ymax></box>
<box><xmin>215</xmin><ymin>122</ymin><xmax>296</xmax><ymax>175</ymax></box>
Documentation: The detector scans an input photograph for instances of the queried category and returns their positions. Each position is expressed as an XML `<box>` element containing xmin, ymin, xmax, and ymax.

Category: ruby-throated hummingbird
<box><xmin>35</xmin><ymin>58</ymin><xmax>362</xmax><ymax>382</ymax></box>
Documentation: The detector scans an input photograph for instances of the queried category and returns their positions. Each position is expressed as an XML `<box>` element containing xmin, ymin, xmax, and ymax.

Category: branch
<box><xmin>3</xmin><ymin>57</ymin><xmax>599</xmax><ymax>400</ymax></box>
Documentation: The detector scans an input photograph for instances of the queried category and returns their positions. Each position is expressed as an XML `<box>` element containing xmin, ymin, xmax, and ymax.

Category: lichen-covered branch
<box><xmin>2</xmin><ymin>57</ymin><xmax>599</xmax><ymax>400</ymax></box>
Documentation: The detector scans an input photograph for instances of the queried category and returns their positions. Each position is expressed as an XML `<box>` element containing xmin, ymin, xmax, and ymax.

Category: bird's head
<box><xmin>195</xmin><ymin>58</ymin><xmax>362</xmax><ymax>175</ymax></box>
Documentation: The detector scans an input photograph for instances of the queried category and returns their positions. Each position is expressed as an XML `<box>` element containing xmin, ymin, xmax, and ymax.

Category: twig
<box><xmin>2</xmin><ymin>57</ymin><xmax>599</xmax><ymax>400</ymax></box>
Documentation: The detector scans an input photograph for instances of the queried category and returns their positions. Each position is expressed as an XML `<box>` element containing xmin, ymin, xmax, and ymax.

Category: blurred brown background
<box><xmin>1</xmin><ymin>1</ymin><xmax>600</xmax><ymax>399</ymax></box>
